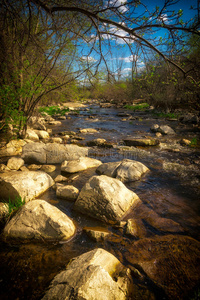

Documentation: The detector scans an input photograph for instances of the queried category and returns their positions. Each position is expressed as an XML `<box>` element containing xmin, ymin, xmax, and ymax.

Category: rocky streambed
<box><xmin>0</xmin><ymin>100</ymin><xmax>200</xmax><ymax>300</ymax></box>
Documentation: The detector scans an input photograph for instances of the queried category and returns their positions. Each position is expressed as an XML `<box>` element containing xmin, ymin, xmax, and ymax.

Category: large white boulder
<box><xmin>0</xmin><ymin>171</ymin><xmax>54</xmax><ymax>202</ymax></box>
<box><xmin>74</xmin><ymin>175</ymin><xmax>140</xmax><ymax>223</ymax></box>
<box><xmin>61</xmin><ymin>157</ymin><xmax>102</xmax><ymax>173</ymax></box>
<box><xmin>22</xmin><ymin>143</ymin><xmax>88</xmax><ymax>164</ymax></box>
<box><xmin>96</xmin><ymin>159</ymin><xmax>149</xmax><ymax>182</ymax></box>
<box><xmin>3</xmin><ymin>200</ymin><xmax>76</xmax><ymax>241</ymax></box>
<box><xmin>42</xmin><ymin>248</ymin><xmax>133</xmax><ymax>300</ymax></box>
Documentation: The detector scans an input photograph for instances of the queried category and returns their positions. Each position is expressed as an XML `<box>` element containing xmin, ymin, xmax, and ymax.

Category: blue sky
<box><xmin>79</xmin><ymin>0</ymin><xmax>198</xmax><ymax>79</ymax></box>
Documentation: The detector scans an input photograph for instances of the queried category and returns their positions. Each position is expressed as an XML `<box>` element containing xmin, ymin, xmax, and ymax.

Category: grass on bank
<box><xmin>4</xmin><ymin>196</ymin><xmax>25</xmax><ymax>217</ymax></box>
<box><xmin>152</xmin><ymin>111</ymin><xmax>180</xmax><ymax>119</ymax></box>
<box><xmin>124</xmin><ymin>103</ymin><xmax>150</xmax><ymax>111</ymax></box>
<box><xmin>190</xmin><ymin>137</ymin><xmax>199</xmax><ymax>147</ymax></box>
<box><xmin>38</xmin><ymin>105</ymin><xmax>70</xmax><ymax>116</ymax></box>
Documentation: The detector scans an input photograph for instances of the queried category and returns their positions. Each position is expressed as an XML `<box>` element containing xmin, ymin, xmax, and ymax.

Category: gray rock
<box><xmin>25</xmin><ymin>129</ymin><xmax>39</xmax><ymax>141</ymax></box>
<box><xmin>27</xmin><ymin>164</ymin><xmax>42</xmax><ymax>171</ymax></box>
<box><xmin>28</xmin><ymin>117</ymin><xmax>46</xmax><ymax>131</ymax></box>
<box><xmin>0</xmin><ymin>139</ymin><xmax>27</xmax><ymax>157</ymax></box>
<box><xmin>34</xmin><ymin>130</ymin><xmax>49</xmax><ymax>139</ymax></box>
<box><xmin>22</xmin><ymin>143</ymin><xmax>88</xmax><ymax>164</ymax></box>
<box><xmin>84</xmin><ymin>227</ymin><xmax>110</xmax><ymax>242</ymax></box>
<box><xmin>61</xmin><ymin>157</ymin><xmax>102</xmax><ymax>173</ymax></box>
<box><xmin>40</xmin><ymin>165</ymin><xmax>56</xmax><ymax>173</ymax></box>
<box><xmin>3</xmin><ymin>199</ymin><xmax>75</xmax><ymax>241</ymax></box>
<box><xmin>96</xmin><ymin>161</ymin><xmax>122</xmax><ymax>177</ymax></box>
<box><xmin>54</xmin><ymin>175</ymin><xmax>68</xmax><ymax>182</ymax></box>
<box><xmin>56</xmin><ymin>185</ymin><xmax>79</xmax><ymax>201</ymax></box>
<box><xmin>87</xmin><ymin>138</ymin><xmax>106</xmax><ymax>146</ymax></box>
<box><xmin>50</xmin><ymin>137</ymin><xmax>63</xmax><ymax>143</ymax></box>
<box><xmin>42</xmin><ymin>248</ymin><xmax>133</xmax><ymax>300</ymax></box>
<box><xmin>150</xmin><ymin>124</ymin><xmax>160</xmax><ymax>132</ymax></box>
<box><xmin>7</xmin><ymin>157</ymin><xmax>24</xmax><ymax>170</ymax></box>
<box><xmin>180</xmin><ymin>138</ymin><xmax>191</xmax><ymax>146</ymax></box>
<box><xmin>80</xmin><ymin>128</ymin><xmax>98</xmax><ymax>133</ymax></box>
<box><xmin>124</xmin><ymin>138</ymin><xmax>159</xmax><ymax>146</ymax></box>
<box><xmin>158</xmin><ymin>125</ymin><xmax>176</xmax><ymax>135</ymax></box>
<box><xmin>48</xmin><ymin>120</ymin><xmax>62</xmax><ymax>126</ymax></box>
<box><xmin>0</xmin><ymin>171</ymin><xmax>54</xmax><ymax>202</ymax></box>
<box><xmin>96</xmin><ymin>159</ymin><xmax>149</xmax><ymax>183</ymax></box>
<box><xmin>126</xmin><ymin>219</ymin><xmax>147</xmax><ymax>239</ymax></box>
<box><xmin>74</xmin><ymin>175</ymin><xmax>140</xmax><ymax>223</ymax></box>
<box><xmin>0</xmin><ymin>202</ymin><xmax>9</xmax><ymax>223</ymax></box>
<box><xmin>0</xmin><ymin>164</ymin><xmax>10</xmax><ymax>172</ymax></box>
<box><xmin>180</xmin><ymin>114</ymin><xmax>199</xmax><ymax>124</ymax></box>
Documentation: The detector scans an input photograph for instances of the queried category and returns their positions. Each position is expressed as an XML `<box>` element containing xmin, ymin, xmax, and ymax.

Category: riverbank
<box><xmin>0</xmin><ymin>100</ymin><xmax>200</xmax><ymax>300</ymax></box>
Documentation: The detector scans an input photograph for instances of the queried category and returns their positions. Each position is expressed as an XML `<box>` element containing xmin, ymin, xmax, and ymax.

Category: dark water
<box><xmin>0</xmin><ymin>103</ymin><xmax>200</xmax><ymax>300</ymax></box>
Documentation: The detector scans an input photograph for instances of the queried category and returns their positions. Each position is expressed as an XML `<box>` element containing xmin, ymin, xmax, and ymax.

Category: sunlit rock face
<box><xmin>74</xmin><ymin>175</ymin><xmax>141</xmax><ymax>223</ymax></box>
<box><xmin>6</xmin><ymin>157</ymin><xmax>25</xmax><ymax>170</ymax></box>
<box><xmin>3</xmin><ymin>199</ymin><xmax>76</xmax><ymax>242</ymax></box>
<box><xmin>0</xmin><ymin>171</ymin><xmax>54</xmax><ymax>202</ymax></box>
<box><xmin>42</xmin><ymin>248</ymin><xmax>133</xmax><ymax>300</ymax></box>
<box><xmin>61</xmin><ymin>157</ymin><xmax>102</xmax><ymax>173</ymax></box>
<box><xmin>96</xmin><ymin>159</ymin><xmax>149</xmax><ymax>183</ymax></box>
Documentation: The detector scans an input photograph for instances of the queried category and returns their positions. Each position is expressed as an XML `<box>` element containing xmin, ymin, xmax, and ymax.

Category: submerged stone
<box><xmin>123</xmin><ymin>138</ymin><xmax>159</xmax><ymax>146</ymax></box>
<box><xmin>124</xmin><ymin>235</ymin><xmax>200</xmax><ymax>299</ymax></box>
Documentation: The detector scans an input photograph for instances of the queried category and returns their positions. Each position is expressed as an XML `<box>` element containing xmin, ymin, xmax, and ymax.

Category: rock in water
<box><xmin>42</xmin><ymin>248</ymin><xmax>133</xmax><ymax>300</ymax></box>
<box><xmin>22</xmin><ymin>143</ymin><xmax>88</xmax><ymax>164</ymax></box>
<box><xmin>74</xmin><ymin>175</ymin><xmax>140</xmax><ymax>223</ymax></box>
<box><xmin>7</xmin><ymin>157</ymin><xmax>25</xmax><ymax>170</ymax></box>
<box><xmin>61</xmin><ymin>157</ymin><xmax>102</xmax><ymax>173</ymax></box>
<box><xmin>3</xmin><ymin>199</ymin><xmax>76</xmax><ymax>241</ymax></box>
<box><xmin>123</xmin><ymin>138</ymin><xmax>159</xmax><ymax>146</ymax></box>
<box><xmin>25</xmin><ymin>129</ymin><xmax>39</xmax><ymax>141</ymax></box>
<box><xmin>158</xmin><ymin>125</ymin><xmax>176</xmax><ymax>135</ymax></box>
<box><xmin>0</xmin><ymin>171</ymin><xmax>54</xmax><ymax>202</ymax></box>
<box><xmin>96</xmin><ymin>159</ymin><xmax>149</xmax><ymax>183</ymax></box>
<box><xmin>56</xmin><ymin>185</ymin><xmax>79</xmax><ymax>201</ymax></box>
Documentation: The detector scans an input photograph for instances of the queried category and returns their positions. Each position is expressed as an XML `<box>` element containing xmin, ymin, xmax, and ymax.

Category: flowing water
<box><xmin>0</xmin><ymin>102</ymin><xmax>200</xmax><ymax>300</ymax></box>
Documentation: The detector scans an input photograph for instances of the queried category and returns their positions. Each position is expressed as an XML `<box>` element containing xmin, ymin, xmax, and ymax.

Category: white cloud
<box><xmin>101</xmin><ymin>24</ymin><xmax>135</xmax><ymax>44</ymax></box>
<box><xmin>119</xmin><ymin>54</ymin><xmax>137</xmax><ymax>62</ymax></box>
<box><xmin>105</xmin><ymin>0</ymin><xmax>128</xmax><ymax>13</ymax></box>
<box><xmin>80</xmin><ymin>56</ymin><xmax>97</xmax><ymax>62</ymax></box>
<box><xmin>121</xmin><ymin>67</ymin><xmax>132</xmax><ymax>73</ymax></box>
<box><xmin>157</xmin><ymin>14</ymin><xmax>170</xmax><ymax>24</ymax></box>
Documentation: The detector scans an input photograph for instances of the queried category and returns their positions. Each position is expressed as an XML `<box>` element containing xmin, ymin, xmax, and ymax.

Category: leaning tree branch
<box><xmin>30</xmin><ymin>0</ymin><xmax>199</xmax><ymax>77</ymax></box>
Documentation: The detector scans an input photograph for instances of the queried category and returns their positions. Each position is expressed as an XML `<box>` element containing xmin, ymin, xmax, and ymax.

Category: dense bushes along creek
<box><xmin>0</xmin><ymin>100</ymin><xmax>200</xmax><ymax>300</ymax></box>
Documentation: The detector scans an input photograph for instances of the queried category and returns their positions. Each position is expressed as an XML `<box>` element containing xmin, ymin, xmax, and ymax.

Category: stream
<box><xmin>0</xmin><ymin>101</ymin><xmax>200</xmax><ymax>300</ymax></box>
